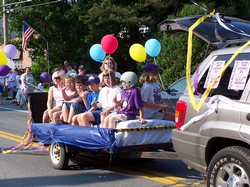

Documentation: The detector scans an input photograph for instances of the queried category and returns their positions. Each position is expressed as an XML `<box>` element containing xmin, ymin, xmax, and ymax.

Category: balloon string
<box><xmin>153</xmin><ymin>57</ymin><xmax>165</xmax><ymax>91</ymax></box>
<box><xmin>106</xmin><ymin>55</ymin><xmax>119</xmax><ymax>127</ymax></box>
<box><xmin>25</xmin><ymin>81</ymin><xmax>38</xmax><ymax>89</ymax></box>
<box><xmin>107</xmin><ymin>56</ymin><xmax>112</xmax><ymax>87</ymax></box>
<box><xmin>163</xmin><ymin>92</ymin><xmax>176</xmax><ymax>110</ymax></box>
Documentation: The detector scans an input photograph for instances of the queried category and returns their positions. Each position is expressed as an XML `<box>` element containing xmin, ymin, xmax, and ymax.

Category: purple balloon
<box><xmin>0</xmin><ymin>65</ymin><xmax>11</xmax><ymax>76</ymax></box>
<box><xmin>3</xmin><ymin>44</ymin><xmax>17</xmax><ymax>59</ymax></box>
<box><xmin>40</xmin><ymin>72</ymin><xmax>51</xmax><ymax>83</ymax></box>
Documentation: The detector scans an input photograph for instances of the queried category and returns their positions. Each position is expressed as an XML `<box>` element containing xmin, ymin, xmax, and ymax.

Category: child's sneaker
<box><xmin>55</xmin><ymin>118</ymin><xmax>63</xmax><ymax>124</ymax></box>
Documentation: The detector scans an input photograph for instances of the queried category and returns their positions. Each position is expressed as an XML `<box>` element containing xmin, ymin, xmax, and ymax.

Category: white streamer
<box><xmin>25</xmin><ymin>81</ymin><xmax>38</xmax><ymax>89</ymax></box>
<box><xmin>180</xmin><ymin>95</ymin><xmax>250</xmax><ymax>131</ymax></box>
<box><xmin>215</xmin><ymin>13</ymin><xmax>250</xmax><ymax>38</ymax></box>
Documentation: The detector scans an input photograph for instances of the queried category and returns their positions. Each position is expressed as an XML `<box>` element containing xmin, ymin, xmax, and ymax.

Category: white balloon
<box><xmin>7</xmin><ymin>58</ymin><xmax>15</xmax><ymax>70</ymax></box>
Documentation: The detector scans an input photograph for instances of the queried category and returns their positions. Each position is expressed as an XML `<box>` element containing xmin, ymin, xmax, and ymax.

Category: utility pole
<box><xmin>2</xmin><ymin>0</ymin><xmax>61</xmax><ymax>46</ymax></box>
<box><xmin>3</xmin><ymin>0</ymin><xmax>8</xmax><ymax>46</ymax></box>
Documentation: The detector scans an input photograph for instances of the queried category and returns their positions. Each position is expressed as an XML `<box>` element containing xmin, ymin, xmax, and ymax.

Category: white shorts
<box><xmin>108</xmin><ymin>112</ymin><xmax>128</xmax><ymax>122</ymax></box>
<box><xmin>147</xmin><ymin>110</ymin><xmax>165</xmax><ymax>120</ymax></box>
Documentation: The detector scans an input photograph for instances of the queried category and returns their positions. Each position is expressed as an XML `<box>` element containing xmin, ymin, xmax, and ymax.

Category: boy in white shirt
<box><xmin>14</xmin><ymin>80</ymin><xmax>22</xmax><ymax>106</ymax></box>
<box><xmin>37</xmin><ymin>79</ymin><xmax>44</xmax><ymax>92</ymax></box>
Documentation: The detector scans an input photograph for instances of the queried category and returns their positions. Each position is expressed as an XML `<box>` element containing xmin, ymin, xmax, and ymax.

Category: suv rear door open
<box><xmin>158</xmin><ymin>14</ymin><xmax>250</xmax><ymax>49</ymax></box>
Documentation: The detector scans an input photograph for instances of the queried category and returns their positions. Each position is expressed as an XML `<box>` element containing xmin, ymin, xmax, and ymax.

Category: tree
<box><xmin>30</xmin><ymin>56</ymin><xmax>51</xmax><ymax>82</ymax></box>
<box><xmin>9</xmin><ymin>0</ymin><xmax>96</xmax><ymax>74</ymax></box>
<box><xmin>200</xmin><ymin>0</ymin><xmax>250</xmax><ymax>20</ymax></box>
<box><xmin>156</xmin><ymin>3</ymin><xmax>214</xmax><ymax>86</ymax></box>
<box><xmin>86</xmin><ymin>0</ymin><xmax>179</xmax><ymax>74</ymax></box>
<box><xmin>154</xmin><ymin>0</ymin><xmax>250</xmax><ymax>86</ymax></box>
<box><xmin>7</xmin><ymin>0</ymin><xmax>180</xmax><ymax>77</ymax></box>
<box><xmin>6</xmin><ymin>0</ymin><xmax>250</xmax><ymax>82</ymax></box>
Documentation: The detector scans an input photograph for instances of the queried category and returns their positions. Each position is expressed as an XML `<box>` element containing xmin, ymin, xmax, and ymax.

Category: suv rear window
<box><xmin>196</xmin><ymin>53</ymin><xmax>250</xmax><ymax>100</ymax></box>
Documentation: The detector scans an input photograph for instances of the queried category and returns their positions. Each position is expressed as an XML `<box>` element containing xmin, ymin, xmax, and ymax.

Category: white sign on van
<box><xmin>228</xmin><ymin>60</ymin><xmax>250</xmax><ymax>90</ymax></box>
<box><xmin>204</xmin><ymin>60</ymin><xmax>226</xmax><ymax>89</ymax></box>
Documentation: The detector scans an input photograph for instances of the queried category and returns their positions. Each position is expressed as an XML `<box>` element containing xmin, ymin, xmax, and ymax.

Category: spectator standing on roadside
<box><xmin>62</xmin><ymin>60</ymin><xmax>68</xmax><ymax>74</ymax></box>
<box><xmin>7</xmin><ymin>70</ymin><xmax>17</xmax><ymax>103</ymax></box>
<box><xmin>15</xmin><ymin>68</ymin><xmax>20</xmax><ymax>83</ymax></box>
<box><xmin>66</xmin><ymin>63</ymin><xmax>76</xmax><ymax>76</ymax></box>
<box><xmin>78</xmin><ymin>65</ymin><xmax>88</xmax><ymax>79</ymax></box>
<box><xmin>54</xmin><ymin>68</ymin><xmax>60</xmax><ymax>72</ymax></box>
<box><xmin>14</xmin><ymin>80</ymin><xmax>22</xmax><ymax>106</ymax></box>
<box><xmin>5</xmin><ymin>72</ymin><xmax>11</xmax><ymax>100</ymax></box>
<box><xmin>0</xmin><ymin>75</ymin><xmax>5</xmax><ymax>104</ymax></box>
<box><xmin>37</xmin><ymin>79</ymin><xmax>44</xmax><ymax>92</ymax></box>
<box><xmin>20</xmin><ymin>67</ymin><xmax>35</xmax><ymax>108</ymax></box>
<box><xmin>12</xmin><ymin>69</ymin><xmax>19</xmax><ymax>103</ymax></box>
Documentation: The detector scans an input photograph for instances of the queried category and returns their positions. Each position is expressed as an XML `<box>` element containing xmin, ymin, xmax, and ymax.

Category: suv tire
<box><xmin>207</xmin><ymin>146</ymin><xmax>250</xmax><ymax>187</ymax></box>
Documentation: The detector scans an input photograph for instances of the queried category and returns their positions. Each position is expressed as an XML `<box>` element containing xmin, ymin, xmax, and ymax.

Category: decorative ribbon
<box><xmin>186</xmin><ymin>9</ymin><xmax>250</xmax><ymax>111</ymax></box>
<box><xmin>1</xmin><ymin>101</ymin><xmax>47</xmax><ymax>153</ymax></box>
<box><xmin>191</xmin><ymin>0</ymin><xmax>250</xmax><ymax>38</ymax></box>
<box><xmin>186</xmin><ymin>13</ymin><xmax>214</xmax><ymax>112</ymax></box>
<box><xmin>114</xmin><ymin>125</ymin><xmax>176</xmax><ymax>133</ymax></box>
<box><xmin>214</xmin><ymin>13</ymin><xmax>250</xmax><ymax>38</ymax></box>
<box><xmin>193</xmin><ymin>62</ymin><xmax>212</xmax><ymax>103</ymax></box>
<box><xmin>180</xmin><ymin>94</ymin><xmax>250</xmax><ymax>131</ymax></box>
<box><xmin>190</xmin><ymin>0</ymin><xmax>213</xmax><ymax>15</ymax></box>
<box><xmin>193</xmin><ymin>40</ymin><xmax>250</xmax><ymax>111</ymax></box>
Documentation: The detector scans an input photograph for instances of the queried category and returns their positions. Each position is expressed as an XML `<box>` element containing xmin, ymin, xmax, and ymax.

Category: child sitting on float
<box><xmin>78</xmin><ymin>69</ymin><xmax>120</xmax><ymax>126</ymax></box>
<box><xmin>42</xmin><ymin>71</ymin><xmax>67</xmax><ymax>123</ymax></box>
<box><xmin>140</xmin><ymin>63</ymin><xmax>175</xmax><ymax>121</ymax></box>
<box><xmin>50</xmin><ymin>74</ymin><xmax>76</xmax><ymax>123</ymax></box>
<box><xmin>60</xmin><ymin>75</ymin><xmax>89</xmax><ymax>124</ymax></box>
<box><xmin>71</xmin><ymin>75</ymin><xmax>101</xmax><ymax>125</ymax></box>
<box><xmin>102</xmin><ymin>71</ymin><xmax>146</xmax><ymax>129</ymax></box>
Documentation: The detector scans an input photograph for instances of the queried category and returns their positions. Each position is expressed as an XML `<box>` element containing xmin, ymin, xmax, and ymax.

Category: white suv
<box><xmin>159</xmin><ymin>14</ymin><xmax>250</xmax><ymax>186</ymax></box>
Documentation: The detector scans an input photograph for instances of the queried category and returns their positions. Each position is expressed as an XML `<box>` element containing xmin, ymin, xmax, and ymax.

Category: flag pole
<box><xmin>23</xmin><ymin>21</ymin><xmax>49</xmax><ymax>74</ymax></box>
<box><xmin>39</xmin><ymin>34</ymin><xmax>49</xmax><ymax>74</ymax></box>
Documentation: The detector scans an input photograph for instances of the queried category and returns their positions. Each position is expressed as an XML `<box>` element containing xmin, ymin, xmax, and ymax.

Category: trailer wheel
<box><xmin>207</xmin><ymin>146</ymin><xmax>250</xmax><ymax>187</ymax></box>
<box><xmin>49</xmin><ymin>143</ymin><xmax>69</xmax><ymax>170</ymax></box>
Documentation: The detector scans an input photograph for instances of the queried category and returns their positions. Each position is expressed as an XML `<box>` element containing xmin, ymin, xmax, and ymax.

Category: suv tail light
<box><xmin>175</xmin><ymin>101</ymin><xmax>187</xmax><ymax>129</ymax></box>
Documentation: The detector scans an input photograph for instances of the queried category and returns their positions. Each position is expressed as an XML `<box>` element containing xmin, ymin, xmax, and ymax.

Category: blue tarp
<box><xmin>31</xmin><ymin>123</ymin><xmax>118</xmax><ymax>150</ymax></box>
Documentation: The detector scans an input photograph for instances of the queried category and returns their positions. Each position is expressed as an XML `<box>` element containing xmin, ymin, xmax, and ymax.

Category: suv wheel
<box><xmin>207</xmin><ymin>146</ymin><xmax>250</xmax><ymax>187</ymax></box>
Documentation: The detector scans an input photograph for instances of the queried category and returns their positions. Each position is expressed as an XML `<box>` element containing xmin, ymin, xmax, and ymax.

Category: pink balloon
<box><xmin>40</xmin><ymin>72</ymin><xmax>51</xmax><ymax>83</ymax></box>
<box><xmin>0</xmin><ymin>65</ymin><xmax>11</xmax><ymax>76</ymax></box>
<box><xmin>101</xmin><ymin>35</ymin><xmax>118</xmax><ymax>54</ymax></box>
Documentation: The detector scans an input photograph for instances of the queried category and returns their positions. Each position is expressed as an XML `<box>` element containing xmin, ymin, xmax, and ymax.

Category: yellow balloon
<box><xmin>129</xmin><ymin>44</ymin><xmax>146</xmax><ymax>62</ymax></box>
<box><xmin>0</xmin><ymin>50</ymin><xmax>7</xmax><ymax>65</ymax></box>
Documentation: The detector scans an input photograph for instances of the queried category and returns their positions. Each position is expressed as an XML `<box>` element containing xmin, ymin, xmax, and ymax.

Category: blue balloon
<box><xmin>90</xmin><ymin>44</ymin><xmax>106</xmax><ymax>62</ymax></box>
<box><xmin>144</xmin><ymin>39</ymin><xmax>161</xmax><ymax>57</ymax></box>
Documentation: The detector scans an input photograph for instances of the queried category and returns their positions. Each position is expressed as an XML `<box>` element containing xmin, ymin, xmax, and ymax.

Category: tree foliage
<box><xmin>156</xmin><ymin>3</ymin><xmax>213</xmax><ymax>86</ymax></box>
<box><xmin>3</xmin><ymin>0</ymin><xmax>250</xmax><ymax>85</ymax></box>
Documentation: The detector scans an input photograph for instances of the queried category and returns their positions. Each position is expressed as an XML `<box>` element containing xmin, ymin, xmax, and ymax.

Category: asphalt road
<box><xmin>0</xmin><ymin>96</ymin><xmax>206</xmax><ymax>187</ymax></box>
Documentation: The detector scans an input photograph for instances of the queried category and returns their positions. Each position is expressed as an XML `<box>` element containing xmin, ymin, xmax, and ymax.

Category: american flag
<box><xmin>22</xmin><ymin>22</ymin><xmax>35</xmax><ymax>52</ymax></box>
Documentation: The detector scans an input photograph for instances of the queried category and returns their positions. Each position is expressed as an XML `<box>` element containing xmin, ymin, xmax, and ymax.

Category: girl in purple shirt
<box><xmin>102</xmin><ymin>71</ymin><xmax>146</xmax><ymax>129</ymax></box>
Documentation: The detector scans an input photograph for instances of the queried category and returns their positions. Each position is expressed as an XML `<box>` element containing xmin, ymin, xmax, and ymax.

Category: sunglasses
<box><xmin>54</xmin><ymin>76</ymin><xmax>61</xmax><ymax>80</ymax></box>
<box><xmin>104</xmin><ymin>61</ymin><xmax>111</xmax><ymax>65</ymax></box>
